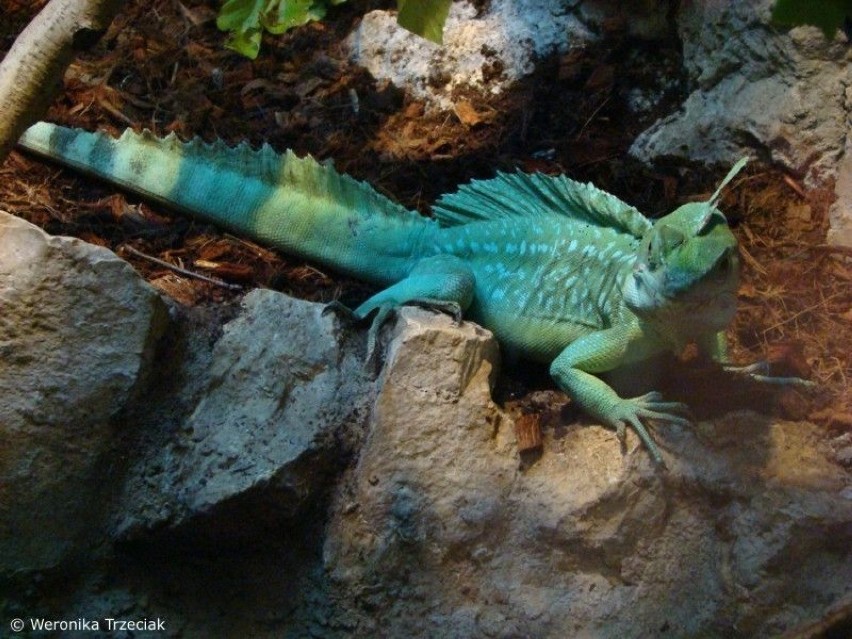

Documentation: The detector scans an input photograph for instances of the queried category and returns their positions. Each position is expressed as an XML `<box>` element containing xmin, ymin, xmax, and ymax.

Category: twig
<box><xmin>575</xmin><ymin>95</ymin><xmax>611</xmax><ymax>140</ymax></box>
<box><xmin>0</xmin><ymin>0</ymin><xmax>125</xmax><ymax>162</ymax></box>
<box><xmin>761</xmin><ymin>290</ymin><xmax>843</xmax><ymax>336</ymax></box>
<box><xmin>121</xmin><ymin>244</ymin><xmax>243</xmax><ymax>290</ymax></box>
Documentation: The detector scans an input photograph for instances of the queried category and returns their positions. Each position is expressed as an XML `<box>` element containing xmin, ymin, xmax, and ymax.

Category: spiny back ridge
<box><xmin>135</xmin><ymin>129</ymin><xmax>422</xmax><ymax>224</ymax></box>
<box><xmin>433</xmin><ymin>170</ymin><xmax>652</xmax><ymax>238</ymax></box>
<box><xmin>18</xmin><ymin>123</ymin><xmax>423</xmax><ymax>228</ymax></box>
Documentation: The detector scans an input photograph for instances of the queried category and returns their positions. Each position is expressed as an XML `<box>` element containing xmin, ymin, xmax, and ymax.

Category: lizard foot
<box><xmin>364</xmin><ymin>304</ymin><xmax>397</xmax><ymax>373</ymax></box>
<box><xmin>323</xmin><ymin>302</ymin><xmax>402</xmax><ymax>372</ymax></box>
<box><xmin>723</xmin><ymin>361</ymin><xmax>815</xmax><ymax>387</ymax></box>
<box><xmin>341</xmin><ymin>298</ymin><xmax>467</xmax><ymax>373</ymax></box>
<box><xmin>322</xmin><ymin>300</ymin><xmax>390</xmax><ymax>372</ymax></box>
<box><xmin>364</xmin><ymin>299</ymin><xmax>464</xmax><ymax>371</ymax></box>
<box><xmin>611</xmin><ymin>392</ymin><xmax>691</xmax><ymax>466</ymax></box>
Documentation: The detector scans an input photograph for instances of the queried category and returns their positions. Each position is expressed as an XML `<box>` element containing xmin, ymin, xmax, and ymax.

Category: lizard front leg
<box><xmin>549</xmin><ymin>323</ymin><xmax>689</xmax><ymax>465</ymax></box>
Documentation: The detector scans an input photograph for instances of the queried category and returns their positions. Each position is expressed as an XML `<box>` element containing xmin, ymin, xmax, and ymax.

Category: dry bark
<box><xmin>0</xmin><ymin>0</ymin><xmax>124</xmax><ymax>163</ymax></box>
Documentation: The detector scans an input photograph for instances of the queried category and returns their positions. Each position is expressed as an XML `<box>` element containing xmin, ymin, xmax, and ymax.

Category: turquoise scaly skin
<box><xmin>17</xmin><ymin>122</ymin><xmax>795</xmax><ymax>464</ymax></box>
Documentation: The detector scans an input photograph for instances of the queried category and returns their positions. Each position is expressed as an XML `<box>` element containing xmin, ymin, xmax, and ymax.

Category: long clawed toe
<box><xmin>724</xmin><ymin>361</ymin><xmax>815</xmax><ymax>387</ymax></box>
<box><xmin>328</xmin><ymin>297</ymin><xmax>466</xmax><ymax>373</ymax></box>
<box><xmin>609</xmin><ymin>392</ymin><xmax>696</xmax><ymax>467</ymax></box>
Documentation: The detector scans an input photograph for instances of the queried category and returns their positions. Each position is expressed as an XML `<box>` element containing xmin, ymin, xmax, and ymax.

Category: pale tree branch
<box><xmin>0</xmin><ymin>0</ymin><xmax>125</xmax><ymax>163</ymax></box>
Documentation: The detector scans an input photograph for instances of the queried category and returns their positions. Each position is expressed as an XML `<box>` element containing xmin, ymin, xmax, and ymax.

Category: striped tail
<box><xmin>17</xmin><ymin>122</ymin><xmax>434</xmax><ymax>285</ymax></box>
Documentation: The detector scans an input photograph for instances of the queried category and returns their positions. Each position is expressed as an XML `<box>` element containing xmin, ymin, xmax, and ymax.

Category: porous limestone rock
<box><xmin>322</xmin><ymin>311</ymin><xmax>852</xmax><ymax>637</ymax></box>
<box><xmin>628</xmin><ymin>0</ymin><xmax>852</xmax><ymax>245</ymax></box>
<box><xmin>2</xmin><ymin>263</ymin><xmax>848</xmax><ymax>636</ymax></box>
<box><xmin>346</xmin><ymin>0</ymin><xmax>668</xmax><ymax>110</ymax></box>
<box><xmin>112</xmin><ymin>289</ymin><xmax>372</xmax><ymax>540</ymax></box>
<box><xmin>0</xmin><ymin>210</ymin><xmax>167</xmax><ymax>573</ymax></box>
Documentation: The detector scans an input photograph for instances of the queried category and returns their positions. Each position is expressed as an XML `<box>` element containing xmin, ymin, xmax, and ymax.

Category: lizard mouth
<box><xmin>625</xmin><ymin>249</ymin><xmax>739</xmax><ymax>319</ymax></box>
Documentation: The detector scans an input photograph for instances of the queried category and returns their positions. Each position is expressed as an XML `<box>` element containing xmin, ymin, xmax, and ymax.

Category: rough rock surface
<box><xmin>0</xmin><ymin>225</ymin><xmax>849</xmax><ymax>636</ymax></box>
<box><xmin>0</xmin><ymin>210</ymin><xmax>167</xmax><ymax>574</ymax></box>
<box><xmin>322</xmin><ymin>313</ymin><xmax>852</xmax><ymax>638</ymax></box>
<box><xmin>113</xmin><ymin>289</ymin><xmax>372</xmax><ymax>540</ymax></box>
<box><xmin>631</xmin><ymin>1</ymin><xmax>852</xmax><ymax>184</ymax></box>
<box><xmin>627</xmin><ymin>0</ymin><xmax>852</xmax><ymax>245</ymax></box>
<box><xmin>347</xmin><ymin>0</ymin><xmax>668</xmax><ymax>110</ymax></box>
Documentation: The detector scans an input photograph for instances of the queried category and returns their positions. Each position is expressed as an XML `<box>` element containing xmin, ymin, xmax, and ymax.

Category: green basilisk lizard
<box><xmin>16</xmin><ymin>122</ymin><xmax>809</xmax><ymax>464</ymax></box>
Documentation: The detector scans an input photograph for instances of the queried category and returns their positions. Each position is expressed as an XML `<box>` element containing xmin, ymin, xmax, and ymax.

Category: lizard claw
<box><xmin>610</xmin><ymin>392</ymin><xmax>692</xmax><ymax>466</ymax></box>
<box><xmin>631</xmin><ymin>391</ymin><xmax>693</xmax><ymax>421</ymax></box>
<box><xmin>723</xmin><ymin>361</ymin><xmax>815</xmax><ymax>387</ymax></box>
<box><xmin>747</xmin><ymin>375</ymin><xmax>815</xmax><ymax>387</ymax></box>
<box><xmin>365</xmin><ymin>305</ymin><xmax>397</xmax><ymax>373</ymax></box>
<box><xmin>363</xmin><ymin>299</ymin><xmax>464</xmax><ymax>371</ymax></box>
<box><xmin>340</xmin><ymin>297</ymin><xmax>467</xmax><ymax>373</ymax></box>
<box><xmin>323</xmin><ymin>300</ymin><xmax>390</xmax><ymax>373</ymax></box>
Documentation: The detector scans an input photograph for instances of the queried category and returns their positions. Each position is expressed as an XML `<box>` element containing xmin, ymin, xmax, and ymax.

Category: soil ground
<box><xmin>1</xmin><ymin>0</ymin><xmax>850</xmax><ymax>434</ymax></box>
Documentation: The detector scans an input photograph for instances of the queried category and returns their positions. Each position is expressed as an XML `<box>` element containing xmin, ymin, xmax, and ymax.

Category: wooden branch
<box><xmin>0</xmin><ymin>0</ymin><xmax>125</xmax><ymax>163</ymax></box>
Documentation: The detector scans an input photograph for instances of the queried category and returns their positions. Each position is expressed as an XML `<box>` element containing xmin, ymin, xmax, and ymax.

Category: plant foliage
<box><xmin>217</xmin><ymin>0</ymin><xmax>346</xmax><ymax>59</ymax></box>
<box><xmin>217</xmin><ymin>0</ymin><xmax>452</xmax><ymax>59</ymax></box>
<box><xmin>398</xmin><ymin>0</ymin><xmax>453</xmax><ymax>45</ymax></box>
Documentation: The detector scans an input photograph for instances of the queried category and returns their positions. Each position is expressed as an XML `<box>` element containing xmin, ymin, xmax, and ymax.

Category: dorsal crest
<box><xmin>432</xmin><ymin>171</ymin><xmax>652</xmax><ymax>238</ymax></box>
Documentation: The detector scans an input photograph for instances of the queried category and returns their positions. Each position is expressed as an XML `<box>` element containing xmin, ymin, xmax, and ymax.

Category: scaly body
<box><xmin>17</xmin><ymin>122</ymin><xmax>765</xmax><ymax>463</ymax></box>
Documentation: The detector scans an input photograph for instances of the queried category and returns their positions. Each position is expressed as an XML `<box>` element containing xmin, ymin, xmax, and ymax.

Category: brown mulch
<box><xmin>1</xmin><ymin>0</ymin><xmax>849</xmax><ymax>427</ymax></box>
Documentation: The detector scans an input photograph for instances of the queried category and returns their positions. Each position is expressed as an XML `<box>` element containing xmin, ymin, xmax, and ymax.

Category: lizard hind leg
<box><xmin>352</xmin><ymin>255</ymin><xmax>476</xmax><ymax>368</ymax></box>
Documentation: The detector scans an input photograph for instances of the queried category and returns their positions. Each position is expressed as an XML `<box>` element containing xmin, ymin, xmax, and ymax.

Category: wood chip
<box><xmin>453</xmin><ymin>100</ymin><xmax>483</xmax><ymax>127</ymax></box>
<box><xmin>515</xmin><ymin>413</ymin><xmax>543</xmax><ymax>453</ymax></box>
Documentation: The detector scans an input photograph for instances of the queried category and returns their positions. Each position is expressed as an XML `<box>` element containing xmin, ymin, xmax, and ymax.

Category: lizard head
<box><xmin>623</xmin><ymin>159</ymin><xmax>748</xmax><ymax>334</ymax></box>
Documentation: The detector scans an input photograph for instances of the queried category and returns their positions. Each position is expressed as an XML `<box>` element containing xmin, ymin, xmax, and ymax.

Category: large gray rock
<box><xmin>324</xmin><ymin>306</ymin><xmax>507</xmax><ymax>580</ymax></box>
<box><xmin>0</xmin><ymin>210</ymin><xmax>167</xmax><ymax>573</ymax></box>
<box><xmin>629</xmin><ymin>1</ymin><xmax>852</xmax><ymax>246</ymax></box>
<box><xmin>1</xmin><ymin>254</ymin><xmax>847</xmax><ymax>636</ymax></box>
<box><xmin>346</xmin><ymin>0</ymin><xmax>667</xmax><ymax>110</ymax></box>
<box><xmin>631</xmin><ymin>1</ymin><xmax>851</xmax><ymax>181</ymax></box>
<box><xmin>324</xmin><ymin>309</ymin><xmax>852</xmax><ymax>638</ymax></box>
<box><xmin>113</xmin><ymin>289</ymin><xmax>372</xmax><ymax>539</ymax></box>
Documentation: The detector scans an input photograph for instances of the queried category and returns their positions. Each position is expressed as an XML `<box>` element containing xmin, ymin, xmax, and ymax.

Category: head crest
<box><xmin>709</xmin><ymin>156</ymin><xmax>749</xmax><ymax>208</ymax></box>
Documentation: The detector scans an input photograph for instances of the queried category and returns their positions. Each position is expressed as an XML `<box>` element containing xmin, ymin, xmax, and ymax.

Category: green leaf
<box><xmin>265</xmin><ymin>0</ymin><xmax>321</xmax><ymax>35</ymax></box>
<box><xmin>217</xmin><ymin>0</ymin><xmax>451</xmax><ymax>59</ymax></box>
<box><xmin>217</xmin><ymin>0</ymin><xmax>265</xmax><ymax>58</ymax></box>
<box><xmin>217</xmin><ymin>0</ymin><xmax>349</xmax><ymax>58</ymax></box>
<box><xmin>397</xmin><ymin>0</ymin><xmax>452</xmax><ymax>44</ymax></box>
<box><xmin>771</xmin><ymin>0</ymin><xmax>852</xmax><ymax>38</ymax></box>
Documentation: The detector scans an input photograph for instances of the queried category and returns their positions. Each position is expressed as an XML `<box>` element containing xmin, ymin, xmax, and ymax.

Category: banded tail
<box><xmin>17</xmin><ymin>122</ymin><xmax>435</xmax><ymax>285</ymax></box>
